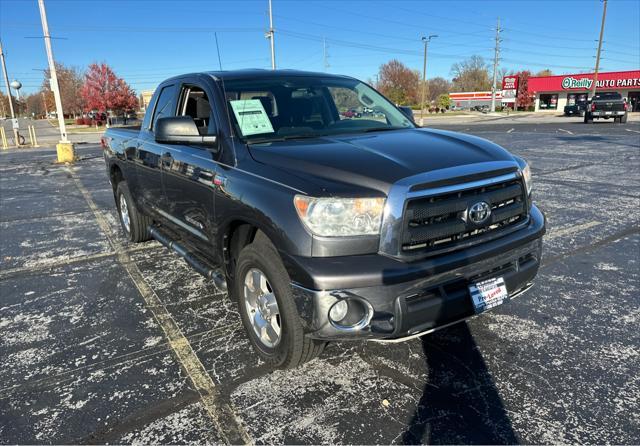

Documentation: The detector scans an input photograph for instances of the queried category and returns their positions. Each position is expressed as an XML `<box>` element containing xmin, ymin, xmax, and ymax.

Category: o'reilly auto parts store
<box><xmin>528</xmin><ymin>70</ymin><xmax>640</xmax><ymax>112</ymax></box>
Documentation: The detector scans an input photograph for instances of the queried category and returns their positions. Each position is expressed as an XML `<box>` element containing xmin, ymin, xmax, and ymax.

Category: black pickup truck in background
<box><xmin>102</xmin><ymin>70</ymin><xmax>545</xmax><ymax>369</ymax></box>
<box><xmin>584</xmin><ymin>92</ymin><xmax>629</xmax><ymax>123</ymax></box>
<box><xmin>564</xmin><ymin>100</ymin><xmax>587</xmax><ymax>117</ymax></box>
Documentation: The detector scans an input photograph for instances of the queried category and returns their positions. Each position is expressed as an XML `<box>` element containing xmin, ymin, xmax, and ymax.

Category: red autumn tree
<box><xmin>81</xmin><ymin>63</ymin><xmax>138</xmax><ymax>117</ymax></box>
<box><xmin>377</xmin><ymin>60</ymin><xmax>420</xmax><ymax>106</ymax></box>
<box><xmin>515</xmin><ymin>70</ymin><xmax>534</xmax><ymax>110</ymax></box>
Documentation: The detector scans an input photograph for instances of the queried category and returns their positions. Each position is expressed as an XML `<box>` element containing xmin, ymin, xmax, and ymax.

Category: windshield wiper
<box><xmin>247</xmin><ymin>133</ymin><xmax>323</xmax><ymax>145</ymax></box>
<box><xmin>360</xmin><ymin>126</ymin><xmax>405</xmax><ymax>133</ymax></box>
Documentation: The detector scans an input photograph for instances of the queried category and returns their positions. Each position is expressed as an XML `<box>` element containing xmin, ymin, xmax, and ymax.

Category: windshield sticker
<box><xmin>229</xmin><ymin>99</ymin><xmax>274</xmax><ymax>136</ymax></box>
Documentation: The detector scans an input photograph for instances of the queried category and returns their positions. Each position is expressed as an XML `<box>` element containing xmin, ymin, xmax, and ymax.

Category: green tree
<box><xmin>437</xmin><ymin>93</ymin><xmax>451</xmax><ymax>110</ymax></box>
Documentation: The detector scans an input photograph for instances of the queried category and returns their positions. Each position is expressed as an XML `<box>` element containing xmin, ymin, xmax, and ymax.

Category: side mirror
<box><xmin>398</xmin><ymin>105</ymin><xmax>414</xmax><ymax>121</ymax></box>
<box><xmin>155</xmin><ymin>116</ymin><xmax>217</xmax><ymax>147</ymax></box>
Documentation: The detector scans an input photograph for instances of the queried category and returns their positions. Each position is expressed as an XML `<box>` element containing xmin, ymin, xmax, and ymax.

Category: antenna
<box><xmin>323</xmin><ymin>37</ymin><xmax>330</xmax><ymax>71</ymax></box>
<box><xmin>214</xmin><ymin>32</ymin><xmax>223</xmax><ymax>71</ymax></box>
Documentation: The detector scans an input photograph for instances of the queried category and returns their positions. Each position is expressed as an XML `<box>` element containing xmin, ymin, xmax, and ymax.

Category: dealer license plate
<box><xmin>469</xmin><ymin>277</ymin><xmax>508</xmax><ymax>314</ymax></box>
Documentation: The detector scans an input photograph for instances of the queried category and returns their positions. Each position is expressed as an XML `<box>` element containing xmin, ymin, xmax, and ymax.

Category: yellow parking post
<box><xmin>0</xmin><ymin>127</ymin><xmax>7</xmax><ymax>150</ymax></box>
<box><xmin>29</xmin><ymin>125</ymin><xmax>39</xmax><ymax>147</ymax></box>
<box><xmin>56</xmin><ymin>141</ymin><xmax>75</xmax><ymax>163</ymax></box>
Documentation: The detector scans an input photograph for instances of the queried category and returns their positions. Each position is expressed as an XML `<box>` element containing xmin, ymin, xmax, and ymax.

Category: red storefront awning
<box><xmin>528</xmin><ymin>70</ymin><xmax>640</xmax><ymax>94</ymax></box>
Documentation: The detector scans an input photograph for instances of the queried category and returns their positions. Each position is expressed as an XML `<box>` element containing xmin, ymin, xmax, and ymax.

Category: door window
<box><xmin>178</xmin><ymin>85</ymin><xmax>217</xmax><ymax>136</ymax></box>
<box><xmin>152</xmin><ymin>84</ymin><xmax>176</xmax><ymax>130</ymax></box>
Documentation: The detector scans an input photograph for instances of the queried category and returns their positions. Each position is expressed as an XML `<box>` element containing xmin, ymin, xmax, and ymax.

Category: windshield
<box><xmin>221</xmin><ymin>75</ymin><xmax>415</xmax><ymax>142</ymax></box>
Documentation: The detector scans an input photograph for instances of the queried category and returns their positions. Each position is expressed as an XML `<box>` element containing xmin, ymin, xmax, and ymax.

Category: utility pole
<box><xmin>419</xmin><ymin>35</ymin><xmax>437</xmax><ymax>126</ymax></box>
<box><xmin>266</xmin><ymin>0</ymin><xmax>276</xmax><ymax>70</ymax></box>
<box><xmin>0</xmin><ymin>40</ymin><xmax>21</xmax><ymax>146</ymax></box>
<box><xmin>490</xmin><ymin>17</ymin><xmax>502</xmax><ymax>112</ymax></box>
<box><xmin>38</xmin><ymin>0</ymin><xmax>74</xmax><ymax>161</ymax></box>
<box><xmin>592</xmin><ymin>0</ymin><xmax>608</xmax><ymax>98</ymax></box>
<box><xmin>323</xmin><ymin>37</ymin><xmax>330</xmax><ymax>71</ymax></box>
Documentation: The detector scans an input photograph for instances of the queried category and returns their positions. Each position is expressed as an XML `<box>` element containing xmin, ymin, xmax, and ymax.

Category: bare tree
<box><xmin>426</xmin><ymin>77</ymin><xmax>452</xmax><ymax>102</ymax></box>
<box><xmin>450</xmin><ymin>55</ymin><xmax>491</xmax><ymax>92</ymax></box>
<box><xmin>41</xmin><ymin>63</ymin><xmax>85</xmax><ymax>117</ymax></box>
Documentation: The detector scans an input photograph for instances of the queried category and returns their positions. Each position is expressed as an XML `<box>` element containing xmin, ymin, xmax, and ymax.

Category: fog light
<box><xmin>329</xmin><ymin>299</ymin><xmax>348</xmax><ymax>322</ymax></box>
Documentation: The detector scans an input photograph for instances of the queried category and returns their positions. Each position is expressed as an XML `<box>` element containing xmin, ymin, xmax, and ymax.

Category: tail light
<box><xmin>591</xmin><ymin>103</ymin><xmax>596</xmax><ymax>112</ymax></box>
<box><xmin>624</xmin><ymin>102</ymin><xmax>628</xmax><ymax>111</ymax></box>
<box><xmin>100</xmin><ymin>136</ymin><xmax>108</xmax><ymax>149</ymax></box>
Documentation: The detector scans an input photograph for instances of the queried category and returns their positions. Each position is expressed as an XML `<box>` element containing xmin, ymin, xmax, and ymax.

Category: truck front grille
<box><xmin>402</xmin><ymin>177</ymin><xmax>528</xmax><ymax>255</ymax></box>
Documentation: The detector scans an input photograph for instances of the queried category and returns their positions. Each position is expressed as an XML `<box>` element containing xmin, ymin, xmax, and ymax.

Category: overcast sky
<box><xmin>1</xmin><ymin>0</ymin><xmax>639</xmax><ymax>94</ymax></box>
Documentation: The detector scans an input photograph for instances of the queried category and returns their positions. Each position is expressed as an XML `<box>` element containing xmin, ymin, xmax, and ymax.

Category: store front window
<box><xmin>539</xmin><ymin>94</ymin><xmax>558</xmax><ymax>110</ymax></box>
<box><xmin>567</xmin><ymin>93</ymin><xmax>588</xmax><ymax>105</ymax></box>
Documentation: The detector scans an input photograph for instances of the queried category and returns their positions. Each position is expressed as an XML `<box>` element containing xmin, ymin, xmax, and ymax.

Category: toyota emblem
<box><xmin>468</xmin><ymin>201</ymin><xmax>491</xmax><ymax>224</ymax></box>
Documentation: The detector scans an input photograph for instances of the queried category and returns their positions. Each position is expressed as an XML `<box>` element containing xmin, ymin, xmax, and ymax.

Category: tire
<box><xmin>115</xmin><ymin>181</ymin><xmax>152</xmax><ymax>242</ymax></box>
<box><xmin>234</xmin><ymin>233</ymin><xmax>326</xmax><ymax>369</ymax></box>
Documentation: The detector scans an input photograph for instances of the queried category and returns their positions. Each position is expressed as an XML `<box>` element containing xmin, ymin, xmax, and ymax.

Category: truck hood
<box><xmin>247</xmin><ymin>128</ymin><xmax>518</xmax><ymax>195</ymax></box>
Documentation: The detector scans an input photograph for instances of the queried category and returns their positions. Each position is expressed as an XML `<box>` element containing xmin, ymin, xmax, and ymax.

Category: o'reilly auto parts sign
<box><xmin>561</xmin><ymin>75</ymin><xmax>640</xmax><ymax>90</ymax></box>
<box><xmin>561</xmin><ymin>77</ymin><xmax>593</xmax><ymax>89</ymax></box>
<box><xmin>501</xmin><ymin>75</ymin><xmax>518</xmax><ymax>102</ymax></box>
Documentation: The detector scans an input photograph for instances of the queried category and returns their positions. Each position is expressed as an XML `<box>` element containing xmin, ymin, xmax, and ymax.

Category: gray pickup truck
<box><xmin>584</xmin><ymin>92</ymin><xmax>629</xmax><ymax>123</ymax></box>
<box><xmin>102</xmin><ymin>69</ymin><xmax>545</xmax><ymax>368</ymax></box>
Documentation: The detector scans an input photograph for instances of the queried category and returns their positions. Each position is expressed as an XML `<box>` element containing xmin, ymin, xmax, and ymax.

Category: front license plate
<box><xmin>469</xmin><ymin>277</ymin><xmax>508</xmax><ymax>314</ymax></box>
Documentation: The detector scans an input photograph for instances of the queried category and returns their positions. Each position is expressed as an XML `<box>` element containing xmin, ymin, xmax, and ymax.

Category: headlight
<box><xmin>522</xmin><ymin>163</ymin><xmax>532</xmax><ymax>195</ymax></box>
<box><xmin>294</xmin><ymin>195</ymin><xmax>385</xmax><ymax>236</ymax></box>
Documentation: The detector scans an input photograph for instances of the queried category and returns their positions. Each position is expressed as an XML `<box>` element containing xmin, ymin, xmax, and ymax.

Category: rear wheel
<box><xmin>116</xmin><ymin>182</ymin><xmax>152</xmax><ymax>242</ymax></box>
<box><xmin>234</xmin><ymin>233</ymin><xmax>325</xmax><ymax>369</ymax></box>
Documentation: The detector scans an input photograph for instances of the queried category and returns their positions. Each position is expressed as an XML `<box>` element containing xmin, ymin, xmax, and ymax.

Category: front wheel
<box><xmin>116</xmin><ymin>182</ymin><xmax>152</xmax><ymax>242</ymax></box>
<box><xmin>234</xmin><ymin>233</ymin><xmax>325</xmax><ymax>369</ymax></box>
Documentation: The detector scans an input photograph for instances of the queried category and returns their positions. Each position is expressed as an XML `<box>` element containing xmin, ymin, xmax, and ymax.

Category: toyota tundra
<box><xmin>102</xmin><ymin>70</ymin><xmax>546</xmax><ymax>368</ymax></box>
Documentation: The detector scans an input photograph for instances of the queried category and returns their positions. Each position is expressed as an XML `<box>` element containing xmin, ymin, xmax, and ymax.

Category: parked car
<box><xmin>584</xmin><ymin>92</ymin><xmax>628</xmax><ymax>123</ymax></box>
<box><xmin>564</xmin><ymin>100</ymin><xmax>587</xmax><ymax>116</ymax></box>
<box><xmin>103</xmin><ymin>70</ymin><xmax>545</xmax><ymax>369</ymax></box>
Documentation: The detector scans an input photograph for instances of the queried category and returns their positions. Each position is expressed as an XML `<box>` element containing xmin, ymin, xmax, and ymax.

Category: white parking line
<box><xmin>546</xmin><ymin>221</ymin><xmax>602</xmax><ymax>241</ymax></box>
<box><xmin>558</xmin><ymin>128</ymin><xmax>574</xmax><ymax>135</ymax></box>
<box><xmin>507</xmin><ymin>128</ymin><xmax>515</xmax><ymax>133</ymax></box>
<box><xmin>625</xmin><ymin>128</ymin><xmax>640</xmax><ymax>134</ymax></box>
<box><xmin>67</xmin><ymin>167</ymin><xmax>252</xmax><ymax>445</ymax></box>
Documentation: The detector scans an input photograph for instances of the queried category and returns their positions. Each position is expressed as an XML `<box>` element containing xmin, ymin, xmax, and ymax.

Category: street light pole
<box><xmin>38</xmin><ymin>0</ymin><xmax>75</xmax><ymax>162</ymax></box>
<box><xmin>266</xmin><ymin>0</ymin><xmax>276</xmax><ymax>70</ymax></box>
<box><xmin>0</xmin><ymin>40</ymin><xmax>21</xmax><ymax>146</ymax></box>
<box><xmin>592</xmin><ymin>0</ymin><xmax>608</xmax><ymax>98</ymax></box>
<box><xmin>420</xmin><ymin>34</ymin><xmax>437</xmax><ymax>126</ymax></box>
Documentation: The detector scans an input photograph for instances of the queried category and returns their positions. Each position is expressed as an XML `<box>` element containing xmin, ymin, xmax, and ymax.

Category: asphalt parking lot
<box><xmin>1</xmin><ymin>120</ymin><xmax>639</xmax><ymax>444</ymax></box>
